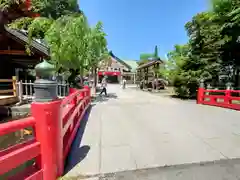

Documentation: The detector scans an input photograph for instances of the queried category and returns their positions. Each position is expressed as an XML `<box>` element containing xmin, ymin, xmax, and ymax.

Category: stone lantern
<box><xmin>226</xmin><ymin>82</ymin><xmax>232</xmax><ymax>90</ymax></box>
<box><xmin>33</xmin><ymin>59</ymin><xmax>58</xmax><ymax>102</ymax></box>
<box><xmin>199</xmin><ymin>79</ymin><xmax>204</xmax><ymax>88</ymax></box>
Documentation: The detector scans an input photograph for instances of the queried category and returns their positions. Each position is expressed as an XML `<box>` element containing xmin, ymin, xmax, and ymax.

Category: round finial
<box><xmin>226</xmin><ymin>82</ymin><xmax>232</xmax><ymax>90</ymax></box>
<box><xmin>199</xmin><ymin>79</ymin><xmax>204</xmax><ymax>88</ymax></box>
<box><xmin>35</xmin><ymin>59</ymin><xmax>55</xmax><ymax>79</ymax></box>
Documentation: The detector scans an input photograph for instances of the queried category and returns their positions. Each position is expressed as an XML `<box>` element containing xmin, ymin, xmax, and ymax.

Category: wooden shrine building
<box><xmin>0</xmin><ymin>0</ymin><xmax>45</xmax><ymax>79</ymax></box>
<box><xmin>136</xmin><ymin>58</ymin><xmax>163</xmax><ymax>82</ymax></box>
<box><xmin>0</xmin><ymin>26</ymin><xmax>49</xmax><ymax>79</ymax></box>
<box><xmin>0</xmin><ymin>26</ymin><xmax>49</xmax><ymax>105</ymax></box>
<box><xmin>0</xmin><ymin>2</ymin><xmax>48</xmax><ymax>105</ymax></box>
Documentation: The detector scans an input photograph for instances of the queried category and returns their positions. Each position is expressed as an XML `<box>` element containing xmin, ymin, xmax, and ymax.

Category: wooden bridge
<box><xmin>0</xmin><ymin>83</ymin><xmax>240</xmax><ymax>180</ymax></box>
<box><xmin>0</xmin><ymin>86</ymin><xmax>91</xmax><ymax>180</ymax></box>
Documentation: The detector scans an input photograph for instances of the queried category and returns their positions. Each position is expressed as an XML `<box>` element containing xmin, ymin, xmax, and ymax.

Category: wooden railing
<box><xmin>197</xmin><ymin>87</ymin><xmax>240</xmax><ymax>110</ymax></box>
<box><xmin>0</xmin><ymin>86</ymin><xmax>91</xmax><ymax>180</ymax></box>
<box><xmin>0</xmin><ymin>76</ymin><xmax>17</xmax><ymax>96</ymax></box>
<box><xmin>0</xmin><ymin>117</ymin><xmax>42</xmax><ymax>179</ymax></box>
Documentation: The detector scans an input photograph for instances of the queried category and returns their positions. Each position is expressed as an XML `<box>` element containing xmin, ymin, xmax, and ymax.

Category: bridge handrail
<box><xmin>197</xmin><ymin>87</ymin><xmax>240</xmax><ymax>110</ymax></box>
<box><xmin>0</xmin><ymin>117</ymin><xmax>35</xmax><ymax>136</ymax></box>
<box><xmin>61</xmin><ymin>88</ymin><xmax>90</xmax><ymax>161</ymax></box>
<box><xmin>0</xmin><ymin>117</ymin><xmax>41</xmax><ymax>177</ymax></box>
<box><xmin>0</xmin><ymin>86</ymin><xmax>91</xmax><ymax>180</ymax></box>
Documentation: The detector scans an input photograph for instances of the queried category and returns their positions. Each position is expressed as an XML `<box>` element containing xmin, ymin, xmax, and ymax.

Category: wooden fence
<box><xmin>0</xmin><ymin>76</ymin><xmax>17</xmax><ymax>96</ymax></box>
<box><xmin>0</xmin><ymin>77</ymin><xmax>18</xmax><ymax>106</ymax></box>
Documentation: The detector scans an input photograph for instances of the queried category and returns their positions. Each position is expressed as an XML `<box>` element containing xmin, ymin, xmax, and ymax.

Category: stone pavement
<box><xmin>63</xmin><ymin>84</ymin><xmax>240</xmax><ymax>180</ymax></box>
<box><xmin>98</xmin><ymin>158</ymin><xmax>240</xmax><ymax>180</ymax></box>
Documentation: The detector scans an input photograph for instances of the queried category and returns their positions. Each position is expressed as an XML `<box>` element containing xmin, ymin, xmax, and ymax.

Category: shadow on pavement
<box><xmin>92</xmin><ymin>93</ymin><xmax>118</xmax><ymax>106</ymax></box>
<box><xmin>64</xmin><ymin>105</ymin><xmax>92</xmax><ymax>174</ymax></box>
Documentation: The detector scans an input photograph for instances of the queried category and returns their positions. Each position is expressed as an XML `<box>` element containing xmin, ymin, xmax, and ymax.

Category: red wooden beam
<box><xmin>25</xmin><ymin>0</ymin><xmax>40</xmax><ymax>17</ymax></box>
<box><xmin>8</xmin><ymin>166</ymin><xmax>43</xmax><ymax>180</ymax></box>
<box><xmin>0</xmin><ymin>141</ymin><xmax>40</xmax><ymax>175</ymax></box>
<box><xmin>0</xmin><ymin>50</ymin><xmax>27</xmax><ymax>55</ymax></box>
<box><xmin>26</xmin><ymin>0</ymin><xmax>31</xmax><ymax>10</ymax></box>
<box><xmin>0</xmin><ymin>139</ymin><xmax>35</xmax><ymax>157</ymax></box>
<box><xmin>0</xmin><ymin>117</ymin><xmax>35</xmax><ymax>136</ymax></box>
<box><xmin>63</xmin><ymin>101</ymin><xmax>90</xmax><ymax>160</ymax></box>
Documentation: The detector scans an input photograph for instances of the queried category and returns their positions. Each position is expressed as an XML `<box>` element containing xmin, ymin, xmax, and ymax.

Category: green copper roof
<box><xmin>109</xmin><ymin>51</ymin><xmax>139</xmax><ymax>72</ymax></box>
<box><xmin>122</xmin><ymin>60</ymin><xmax>138</xmax><ymax>72</ymax></box>
<box><xmin>109</xmin><ymin>51</ymin><xmax>132</xmax><ymax>70</ymax></box>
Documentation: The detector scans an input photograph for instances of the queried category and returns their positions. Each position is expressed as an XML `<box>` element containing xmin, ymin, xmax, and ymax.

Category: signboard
<box><xmin>98</xmin><ymin>71</ymin><xmax>121</xmax><ymax>76</ymax></box>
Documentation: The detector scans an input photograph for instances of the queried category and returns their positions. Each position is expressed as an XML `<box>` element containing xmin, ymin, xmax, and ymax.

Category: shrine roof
<box><xmin>137</xmin><ymin>58</ymin><xmax>163</xmax><ymax>70</ymax></box>
<box><xmin>5</xmin><ymin>26</ymin><xmax>49</xmax><ymax>57</ymax></box>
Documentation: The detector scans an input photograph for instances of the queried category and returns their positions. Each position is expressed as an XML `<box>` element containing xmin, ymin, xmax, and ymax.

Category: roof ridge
<box><xmin>4</xmin><ymin>26</ymin><xmax>49</xmax><ymax>56</ymax></box>
<box><xmin>109</xmin><ymin>51</ymin><xmax>132</xmax><ymax>70</ymax></box>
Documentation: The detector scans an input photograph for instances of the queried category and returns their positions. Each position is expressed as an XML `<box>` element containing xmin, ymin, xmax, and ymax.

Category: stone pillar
<box><xmin>199</xmin><ymin>79</ymin><xmax>204</xmax><ymax>88</ymax></box>
<box><xmin>144</xmin><ymin>68</ymin><xmax>148</xmax><ymax>81</ymax></box>
<box><xmin>118</xmin><ymin>74</ymin><xmax>121</xmax><ymax>84</ymax></box>
<box><xmin>133</xmin><ymin>73</ymin><xmax>136</xmax><ymax>84</ymax></box>
<box><xmin>156</xmin><ymin>63</ymin><xmax>160</xmax><ymax>78</ymax></box>
<box><xmin>226</xmin><ymin>82</ymin><xmax>232</xmax><ymax>90</ymax></box>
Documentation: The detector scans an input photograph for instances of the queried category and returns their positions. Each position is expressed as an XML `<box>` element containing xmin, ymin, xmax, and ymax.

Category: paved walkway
<box><xmin>64</xmin><ymin>84</ymin><xmax>240</xmax><ymax>180</ymax></box>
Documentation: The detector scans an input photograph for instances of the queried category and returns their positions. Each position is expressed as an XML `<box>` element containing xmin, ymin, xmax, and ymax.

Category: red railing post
<box><xmin>25</xmin><ymin>0</ymin><xmax>31</xmax><ymax>10</ymax></box>
<box><xmin>84</xmin><ymin>85</ymin><xmax>91</xmax><ymax>97</ymax></box>
<box><xmin>30</xmin><ymin>60</ymin><xmax>65</xmax><ymax>179</ymax></box>
<box><xmin>31</xmin><ymin>99</ymin><xmax>64</xmax><ymax>180</ymax></box>
<box><xmin>69</xmin><ymin>88</ymin><xmax>78</xmax><ymax>105</ymax></box>
<box><xmin>224</xmin><ymin>85</ymin><xmax>231</xmax><ymax>105</ymax></box>
<box><xmin>69</xmin><ymin>87</ymin><xmax>77</xmax><ymax>94</ymax></box>
<box><xmin>197</xmin><ymin>80</ymin><xmax>204</xmax><ymax>104</ymax></box>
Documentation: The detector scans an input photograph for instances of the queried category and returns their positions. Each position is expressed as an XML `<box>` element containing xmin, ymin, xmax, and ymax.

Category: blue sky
<box><xmin>80</xmin><ymin>0</ymin><xmax>208</xmax><ymax>60</ymax></box>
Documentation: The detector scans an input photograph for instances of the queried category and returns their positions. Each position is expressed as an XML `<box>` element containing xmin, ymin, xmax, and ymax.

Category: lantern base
<box><xmin>33</xmin><ymin>79</ymin><xmax>58</xmax><ymax>102</ymax></box>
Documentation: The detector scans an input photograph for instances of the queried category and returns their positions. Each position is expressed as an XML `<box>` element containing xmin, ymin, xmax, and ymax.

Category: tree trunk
<box><xmin>90</xmin><ymin>66</ymin><xmax>97</xmax><ymax>95</ymax></box>
<box><xmin>234</xmin><ymin>68</ymin><xmax>239</xmax><ymax>87</ymax></box>
<box><xmin>68</xmin><ymin>68</ymin><xmax>82</xmax><ymax>89</ymax></box>
<box><xmin>94</xmin><ymin>67</ymin><xmax>97</xmax><ymax>88</ymax></box>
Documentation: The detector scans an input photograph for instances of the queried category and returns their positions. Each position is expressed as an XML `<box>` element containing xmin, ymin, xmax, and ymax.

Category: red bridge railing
<box><xmin>197</xmin><ymin>87</ymin><xmax>240</xmax><ymax>110</ymax></box>
<box><xmin>0</xmin><ymin>86</ymin><xmax>91</xmax><ymax>180</ymax></box>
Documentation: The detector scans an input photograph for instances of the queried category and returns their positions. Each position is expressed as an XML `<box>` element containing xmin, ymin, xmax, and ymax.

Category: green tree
<box><xmin>0</xmin><ymin>0</ymin><xmax>25</xmax><ymax>10</ymax></box>
<box><xmin>139</xmin><ymin>52</ymin><xmax>154</xmax><ymax>66</ymax></box>
<box><xmin>211</xmin><ymin>0</ymin><xmax>240</xmax><ymax>86</ymax></box>
<box><xmin>44</xmin><ymin>15</ymin><xmax>108</xmax><ymax>87</ymax></box>
<box><xmin>86</xmin><ymin>21</ymin><xmax>109</xmax><ymax>87</ymax></box>
<box><xmin>138</xmin><ymin>58</ymin><xmax>150</xmax><ymax>66</ymax></box>
<box><xmin>167</xmin><ymin>8</ymin><xmax>229</xmax><ymax>97</ymax></box>
<box><xmin>3</xmin><ymin>1</ymin><xmax>108</xmax><ymax>88</ymax></box>
<box><xmin>140</xmin><ymin>53</ymin><xmax>153</xmax><ymax>60</ymax></box>
<box><xmin>154</xmin><ymin>45</ymin><xmax>158</xmax><ymax>58</ymax></box>
<box><xmin>30</xmin><ymin>0</ymin><xmax>80</xmax><ymax>19</ymax></box>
